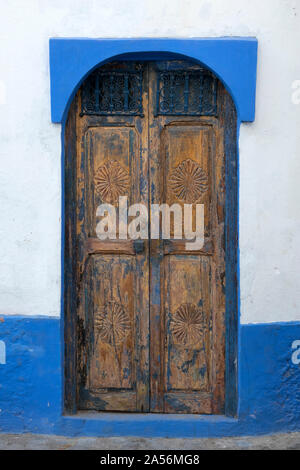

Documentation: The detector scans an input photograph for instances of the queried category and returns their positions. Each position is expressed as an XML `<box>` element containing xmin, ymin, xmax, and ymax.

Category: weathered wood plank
<box><xmin>164</xmin><ymin>392</ymin><xmax>213</xmax><ymax>414</ymax></box>
<box><xmin>163</xmin><ymin>238</ymin><xmax>213</xmax><ymax>255</ymax></box>
<box><xmin>85</xmin><ymin>238</ymin><xmax>136</xmax><ymax>256</ymax></box>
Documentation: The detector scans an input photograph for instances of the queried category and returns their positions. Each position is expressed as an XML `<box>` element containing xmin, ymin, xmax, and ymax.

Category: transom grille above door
<box><xmin>156</xmin><ymin>69</ymin><xmax>217</xmax><ymax>116</ymax></box>
<box><xmin>80</xmin><ymin>64</ymin><xmax>217</xmax><ymax>117</ymax></box>
<box><xmin>81</xmin><ymin>66</ymin><xmax>144</xmax><ymax>116</ymax></box>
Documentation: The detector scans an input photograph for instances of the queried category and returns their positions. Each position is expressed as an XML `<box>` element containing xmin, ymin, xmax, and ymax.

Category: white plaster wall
<box><xmin>0</xmin><ymin>0</ymin><xmax>299</xmax><ymax>323</ymax></box>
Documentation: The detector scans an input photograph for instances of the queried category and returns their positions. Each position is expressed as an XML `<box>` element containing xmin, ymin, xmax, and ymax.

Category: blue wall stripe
<box><xmin>1</xmin><ymin>316</ymin><xmax>300</xmax><ymax>437</ymax></box>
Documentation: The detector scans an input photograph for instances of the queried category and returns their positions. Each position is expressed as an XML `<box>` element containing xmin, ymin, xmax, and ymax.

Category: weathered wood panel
<box><xmin>163</xmin><ymin>124</ymin><xmax>212</xmax><ymax>238</ymax></box>
<box><xmin>88</xmin><ymin>255</ymin><xmax>135</xmax><ymax>390</ymax></box>
<box><xmin>164</xmin><ymin>255</ymin><xmax>211</xmax><ymax>393</ymax></box>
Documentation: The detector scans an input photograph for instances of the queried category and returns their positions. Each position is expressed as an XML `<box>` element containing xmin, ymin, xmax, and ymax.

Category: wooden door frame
<box><xmin>63</xmin><ymin>56</ymin><xmax>239</xmax><ymax>417</ymax></box>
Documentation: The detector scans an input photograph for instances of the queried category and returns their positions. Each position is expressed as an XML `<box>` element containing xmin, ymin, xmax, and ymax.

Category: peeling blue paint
<box><xmin>0</xmin><ymin>316</ymin><xmax>300</xmax><ymax>437</ymax></box>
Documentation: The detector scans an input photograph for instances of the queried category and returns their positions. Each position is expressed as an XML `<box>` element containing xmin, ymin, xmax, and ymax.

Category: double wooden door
<box><xmin>67</xmin><ymin>61</ymin><xmax>227</xmax><ymax>414</ymax></box>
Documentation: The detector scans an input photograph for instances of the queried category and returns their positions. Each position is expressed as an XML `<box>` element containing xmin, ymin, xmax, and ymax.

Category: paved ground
<box><xmin>0</xmin><ymin>432</ymin><xmax>300</xmax><ymax>450</ymax></box>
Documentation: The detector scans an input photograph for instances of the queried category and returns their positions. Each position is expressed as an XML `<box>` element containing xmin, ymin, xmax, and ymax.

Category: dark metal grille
<box><xmin>81</xmin><ymin>68</ymin><xmax>143</xmax><ymax>116</ymax></box>
<box><xmin>156</xmin><ymin>70</ymin><xmax>217</xmax><ymax>116</ymax></box>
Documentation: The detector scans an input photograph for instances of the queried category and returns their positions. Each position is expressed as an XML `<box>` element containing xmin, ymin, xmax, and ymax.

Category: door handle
<box><xmin>133</xmin><ymin>239</ymin><xmax>145</xmax><ymax>254</ymax></box>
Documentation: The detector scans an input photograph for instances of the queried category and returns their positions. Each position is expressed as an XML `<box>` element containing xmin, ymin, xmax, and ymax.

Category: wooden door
<box><xmin>65</xmin><ymin>60</ymin><xmax>233</xmax><ymax>414</ymax></box>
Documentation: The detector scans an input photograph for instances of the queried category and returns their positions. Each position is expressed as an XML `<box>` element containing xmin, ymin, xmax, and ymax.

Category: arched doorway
<box><xmin>64</xmin><ymin>59</ymin><xmax>238</xmax><ymax>415</ymax></box>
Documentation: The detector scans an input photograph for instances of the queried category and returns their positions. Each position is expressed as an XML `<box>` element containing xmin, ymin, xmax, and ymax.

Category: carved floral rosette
<box><xmin>170</xmin><ymin>303</ymin><xmax>206</xmax><ymax>348</ymax></box>
<box><xmin>94</xmin><ymin>301</ymin><xmax>131</xmax><ymax>346</ymax></box>
<box><xmin>94</xmin><ymin>160</ymin><xmax>129</xmax><ymax>204</ymax></box>
<box><xmin>169</xmin><ymin>158</ymin><xmax>208</xmax><ymax>203</ymax></box>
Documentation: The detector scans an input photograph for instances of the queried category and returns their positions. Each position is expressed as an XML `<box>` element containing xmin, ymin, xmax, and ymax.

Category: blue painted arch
<box><xmin>49</xmin><ymin>38</ymin><xmax>258</xmax><ymax>123</ymax></box>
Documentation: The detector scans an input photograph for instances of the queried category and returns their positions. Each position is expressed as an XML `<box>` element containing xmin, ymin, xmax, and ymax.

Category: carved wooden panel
<box><xmin>85</xmin><ymin>126</ymin><xmax>138</xmax><ymax>218</ymax></box>
<box><xmin>163</xmin><ymin>255</ymin><xmax>212</xmax><ymax>412</ymax></box>
<box><xmin>162</xmin><ymin>124</ymin><xmax>212</xmax><ymax>241</ymax></box>
<box><xmin>94</xmin><ymin>160</ymin><xmax>129</xmax><ymax>204</ymax></box>
<box><xmin>88</xmin><ymin>256</ymin><xmax>135</xmax><ymax>391</ymax></box>
<box><xmin>169</xmin><ymin>159</ymin><xmax>208</xmax><ymax>204</ymax></box>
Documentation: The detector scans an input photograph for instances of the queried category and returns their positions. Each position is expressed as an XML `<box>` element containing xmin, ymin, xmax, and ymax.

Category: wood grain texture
<box><xmin>64</xmin><ymin>97</ymin><xmax>78</xmax><ymax>414</ymax></box>
<box><xmin>84</xmin><ymin>238</ymin><xmax>136</xmax><ymax>256</ymax></box>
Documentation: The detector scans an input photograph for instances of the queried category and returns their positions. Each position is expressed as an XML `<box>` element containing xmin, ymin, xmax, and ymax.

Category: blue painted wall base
<box><xmin>0</xmin><ymin>316</ymin><xmax>299</xmax><ymax>437</ymax></box>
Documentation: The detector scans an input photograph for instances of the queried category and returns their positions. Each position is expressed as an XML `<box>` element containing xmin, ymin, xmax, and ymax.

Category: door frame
<box><xmin>52</xmin><ymin>39</ymin><xmax>258</xmax><ymax>418</ymax></box>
